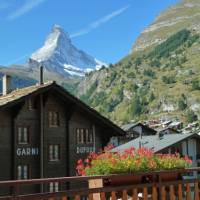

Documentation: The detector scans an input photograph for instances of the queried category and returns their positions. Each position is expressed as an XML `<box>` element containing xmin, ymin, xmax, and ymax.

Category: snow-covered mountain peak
<box><xmin>52</xmin><ymin>24</ymin><xmax>62</xmax><ymax>32</ymax></box>
<box><xmin>29</xmin><ymin>25</ymin><xmax>106</xmax><ymax>77</ymax></box>
<box><xmin>31</xmin><ymin>25</ymin><xmax>71</xmax><ymax>62</ymax></box>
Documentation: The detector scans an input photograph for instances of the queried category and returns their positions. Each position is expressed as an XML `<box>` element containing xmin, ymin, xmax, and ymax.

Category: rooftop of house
<box><xmin>121</xmin><ymin>123</ymin><xmax>137</xmax><ymax>131</ymax></box>
<box><xmin>0</xmin><ymin>81</ymin><xmax>54</xmax><ymax>107</ymax></box>
<box><xmin>112</xmin><ymin>131</ymin><xmax>200</xmax><ymax>153</ymax></box>
<box><xmin>0</xmin><ymin>79</ymin><xmax>125</xmax><ymax>136</ymax></box>
<box><xmin>169</xmin><ymin>121</ymin><xmax>182</xmax><ymax>127</ymax></box>
<box><xmin>156</xmin><ymin>127</ymin><xmax>180</xmax><ymax>133</ymax></box>
<box><xmin>121</xmin><ymin>122</ymin><xmax>157</xmax><ymax>134</ymax></box>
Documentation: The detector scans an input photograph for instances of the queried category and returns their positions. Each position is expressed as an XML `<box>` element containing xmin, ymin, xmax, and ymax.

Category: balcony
<box><xmin>0</xmin><ymin>167</ymin><xmax>199</xmax><ymax>200</ymax></box>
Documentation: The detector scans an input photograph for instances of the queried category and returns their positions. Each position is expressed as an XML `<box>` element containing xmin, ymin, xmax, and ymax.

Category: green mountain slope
<box><xmin>77</xmin><ymin>0</ymin><xmax>200</xmax><ymax>125</ymax></box>
<box><xmin>133</xmin><ymin>0</ymin><xmax>200</xmax><ymax>52</ymax></box>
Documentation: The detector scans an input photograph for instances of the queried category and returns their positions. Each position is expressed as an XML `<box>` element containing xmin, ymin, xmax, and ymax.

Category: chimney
<box><xmin>2</xmin><ymin>74</ymin><xmax>12</xmax><ymax>95</ymax></box>
<box><xmin>39</xmin><ymin>66</ymin><xmax>44</xmax><ymax>85</ymax></box>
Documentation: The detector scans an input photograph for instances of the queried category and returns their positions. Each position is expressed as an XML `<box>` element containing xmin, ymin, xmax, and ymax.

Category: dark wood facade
<box><xmin>0</xmin><ymin>82</ymin><xmax>124</xmax><ymax>194</ymax></box>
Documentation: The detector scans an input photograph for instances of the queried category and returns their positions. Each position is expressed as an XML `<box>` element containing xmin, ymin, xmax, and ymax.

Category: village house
<box><xmin>183</xmin><ymin>122</ymin><xmax>200</xmax><ymax>133</ymax></box>
<box><xmin>156</xmin><ymin>127</ymin><xmax>180</xmax><ymax>136</ymax></box>
<box><xmin>110</xmin><ymin>122</ymin><xmax>157</xmax><ymax>147</ymax></box>
<box><xmin>168</xmin><ymin>121</ymin><xmax>183</xmax><ymax>130</ymax></box>
<box><xmin>109</xmin><ymin>122</ymin><xmax>157</xmax><ymax>147</ymax></box>
<box><xmin>121</xmin><ymin>122</ymin><xmax>157</xmax><ymax>138</ymax></box>
<box><xmin>147</xmin><ymin>119</ymin><xmax>172</xmax><ymax>129</ymax></box>
<box><xmin>0</xmin><ymin>71</ymin><xmax>125</xmax><ymax>194</ymax></box>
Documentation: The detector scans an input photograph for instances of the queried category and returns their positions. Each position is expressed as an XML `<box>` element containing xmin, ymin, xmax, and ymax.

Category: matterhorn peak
<box><xmin>52</xmin><ymin>24</ymin><xmax>62</xmax><ymax>31</ymax></box>
<box><xmin>29</xmin><ymin>25</ymin><xmax>105</xmax><ymax>77</ymax></box>
<box><xmin>31</xmin><ymin>25</ymin><xmax>71</xmax><ymax>62</ymax></box>
<box><xmin>52</xmin><ymin>24</ymin><xmax>70</xmax><ymax>38</ymax></box>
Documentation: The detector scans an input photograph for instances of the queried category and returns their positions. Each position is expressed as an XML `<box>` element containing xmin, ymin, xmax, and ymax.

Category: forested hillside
<box><xmin>77</xmin><ymin>28</ymin><xmax>200</xmax><ymax>124</ymax></box>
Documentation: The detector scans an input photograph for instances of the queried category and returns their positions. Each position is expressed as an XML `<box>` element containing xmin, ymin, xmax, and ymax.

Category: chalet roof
<box><xmin>0</xmin><ymin>81</ymin><xmax>125</xmax><ymax>135</ymax></box>
<box><xmin>0</xmin><ymin>81</ymin><xmax>54</xmax><ymax>107</ymax></box>
<box><xmin>121</xmin><ymin>122</ymin><xmax>157</xmax><ymax>134</ymax></box>
<box><xmin>121</xmin><ymin>123</ymin><xmax>136</xmax><ymax>131</ymax></box>
<box><xmin>112</xmin><ymin>132</ymin><xmax>200</xmax><ymax>153</ymax></box>
<box><xmin>169</xmin><ymin>121</ymin><xmax>182</xmax><ymax>127</ymax></box>
<box><xmin>156</xmin><ymin>127</ymin><xmax>180</xmax><ymax>133</ymax></box>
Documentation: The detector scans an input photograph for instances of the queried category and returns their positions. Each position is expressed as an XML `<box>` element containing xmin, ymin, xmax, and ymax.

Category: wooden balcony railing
<box><xmin>0</xmin><ymin>167</ymin><xmax>200</xmax><ymax>200</ymax></box>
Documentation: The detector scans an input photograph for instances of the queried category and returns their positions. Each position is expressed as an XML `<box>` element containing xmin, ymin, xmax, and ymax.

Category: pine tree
<box><xmin>178</xmin><ymin>98</ymin><xmax>187</xmax><ymax>110</ymax></box>
<box><xmin>149</xmin><ymin>92</ymin><xmax>155</xmax><ymax>102</ymax></box>
<box><xmin>186</xmin><ymin>110</ymin><xmax>198</xmax><ymax>123</ymax></box>
<box><xmin>130</xmin><ymin>96</ymin><xmax>142</xmax><ymax>117</ymax></box>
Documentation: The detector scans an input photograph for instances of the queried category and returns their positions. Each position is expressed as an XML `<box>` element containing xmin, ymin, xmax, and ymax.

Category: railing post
<box><xmin>11</xmin><ymin>184</ymin><xmax>20</xmax><ymax>200</ymax></box>
<box><xmin>158</xmin><ymin>173</ymin><xmax>162</xmax><ymax>200</ymax></box>
<box><xmin>194</xmin><ymin>180</ymin><xmax>199</xmax><ymax>200</ymax></box>
<box><xmin>152</xmin><ymin>184</ymin><xmax>158</xmax><ymax>200</ymax></box>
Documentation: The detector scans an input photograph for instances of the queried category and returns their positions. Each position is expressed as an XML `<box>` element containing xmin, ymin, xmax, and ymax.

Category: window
<box><xmin>76</xmin><ymin>128</ymin><xmax>93</xmax><ymax>144</ymax></box>
<box><xmin>49</xmin><ymin>111</ymin><xmax>59</xmax><ymax>127</ymax></box>
<box><xmin>17</xmin><ymin>127</ymin><xmax>29</xmax><ymax>144</ymax></box>
<box><xmin>76</xmin><ymin>128</ymin><xmax>85</xmax><ymax>144</ymax></box>
<box><xmin>77</xmin><ymin>129</ymin><xmax>82</xmax><ymax>144</ymax></box>
<box><xmin>17</xmin><ymin>165</ymin><xmax>29</xmax><ymax>179</ymax></box>
<box><xmin>27</xmin><ymin>99</ymin><xmax>36</xmax><ymax>110</ymax></box>
<box><xmin>49</xmin><ymin>145</ymin><xmax>60</xmax><ymax>161</ymax></box>
<box><xmin>86</xmin><ymin>129</ymin><xmax>93</xmax><ymax>143</ymax></box>
<box><xmin>81</xmin><ymin>129</ymin><xmax>85</xmax><ymax>143</ymax></box>
<box><xmin>49</xmin><ymin>182</ymin><xmax>59</xmax><ymax>192</ymax></box>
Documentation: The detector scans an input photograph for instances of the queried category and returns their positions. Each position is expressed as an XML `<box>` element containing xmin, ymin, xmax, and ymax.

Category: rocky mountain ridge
<box><xmin>76</xmin><ymin>0</ymin><xmax>200</xmax><ymax>125</ymax></box>
<box><xmin>0</xmin><ymin>25</ymin><xmax>106</xmax><ymax>92</ymax></box>
<box><xmin>30</xmin><ymin>25</ymin><xmax>105</xmax><ymax>77</ymax></box>
<box><xmin>132</xmin><ymin>0</ymin><xmax>200</xmax><ymax>52</ymax></box>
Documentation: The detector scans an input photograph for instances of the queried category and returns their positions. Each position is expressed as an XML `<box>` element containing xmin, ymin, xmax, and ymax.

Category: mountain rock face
<box><xmin>76</xmin><ymin>0</ymin><xmax>200</xmax><ymax>124</ymax></box>
<box><xmin>132</xmin><ymin>0</ymin><xmax>200</xmax><ymax>52</ymax></box>
<box><xmin>30</xmin><ymin>25</ymin><xmax>105</xmax><ymax>77</ymax></box>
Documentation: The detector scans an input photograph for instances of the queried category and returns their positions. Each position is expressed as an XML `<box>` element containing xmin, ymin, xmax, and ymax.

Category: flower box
<box><xmin>76</xmin><ymin>145</ymin><xmax>192</xmax><ymax>199</ymax></box>
<box><xmin>160</xmin><ymin>172</ymin><xmax>180</xmax><ymax>182</ymax></box>
<box><xmin>104</xmin><ymin>174</ymin><xmax>142</xmax><ymax>186</ymax></box>
<box><xmin>76</xmin><ymin>146</ymin><xmax>192</xmax><ymax>177</ymax></box>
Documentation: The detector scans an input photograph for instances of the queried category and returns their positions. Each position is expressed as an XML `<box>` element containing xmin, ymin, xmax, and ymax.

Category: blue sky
<box><xmin>0</xmin><ymin>0</ymin><xmax>178</xmax><ymax>66</ymax></box>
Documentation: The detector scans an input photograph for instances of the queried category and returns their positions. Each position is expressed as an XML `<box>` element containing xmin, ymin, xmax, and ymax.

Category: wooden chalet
<box><xmin>0</xmin><ymin>72</ymin><xmax>125</xmax><ymax>194</ymax></box>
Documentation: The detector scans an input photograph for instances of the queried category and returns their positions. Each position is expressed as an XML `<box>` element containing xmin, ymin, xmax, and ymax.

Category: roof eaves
<box><xmin>155</xmin><ymin>132</ymin><xmax>200</xmax><ymax>152</ymax></box>
<box><xmin>53</xmin><ymin>84</ymin><xmax>125</xmax><ymax>136</ymax></box>
<box><xmin>0</xmin><ymin>82</ymin><xmax>55</xmax><ymax>110</ymax></box>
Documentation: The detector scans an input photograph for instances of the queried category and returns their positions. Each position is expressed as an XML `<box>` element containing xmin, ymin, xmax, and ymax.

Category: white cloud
<box><xmin>70</xmin><ymin>5</ymin><xmax>130</xmax><ymax>38</ymax></box>
<box><xmin>7</xmin><ymin>0</ymin><xmax>47</xmax><ymax>21</ymax></box>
